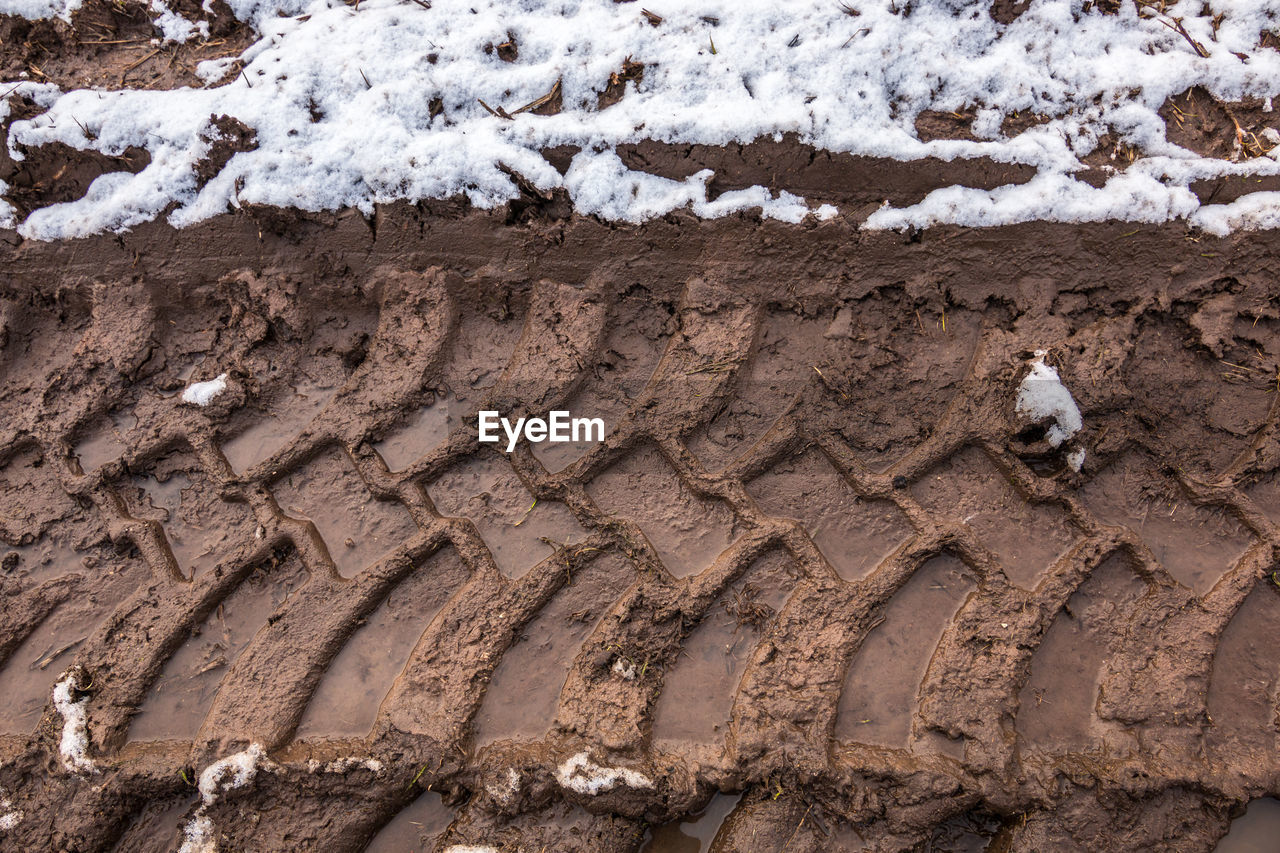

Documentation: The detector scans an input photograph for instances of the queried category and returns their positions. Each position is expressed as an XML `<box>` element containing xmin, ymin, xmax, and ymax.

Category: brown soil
<box><xmin>0</xmin><ymin>188</ymin><xmax>1277</xmax><ymax>852</ymax></box>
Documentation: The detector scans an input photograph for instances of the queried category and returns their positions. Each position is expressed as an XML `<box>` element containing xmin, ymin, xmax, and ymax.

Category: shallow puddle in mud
<box><xmin>374</xmin><ymin>391</ymin><xmax>456</xmax><ymax>472</ymax></box>
<box><xmin>127</xmin><ymin>554</ymin><xmax>308</xmax><ymax>740</ymax></box>
<box><xmin>835</xmin><ymin>555</ymin><xmax>975</xmax><ymax>745</ymax></box>
<box><xmin>364</xmin><ymin>790</ymin><xmax>453</xmax><ymax>853</ymax></box>
<box><xmin>296</xmin><ymin>548</ymin><xmax>469</xmax><ymax>738</ymax></box>
<box><xmin>0</xmin><ymin>444</ymin><xmax>105</xmax><ymax>584</ymax></box>
<box><xmin>587</xmin><ymin>444</ymin><xmax>738</xmax><ymax>578</ymax></box>
<box><xmin>1015</xmin><ymin>555</ymin><xmax>1147</xmax><ymax>754</ymax></box>
<box><xmin>273</xmin><ymin>447</ymin><xmax>420</xmax><ymax>578</ymax></box>
<box><xmin>912</xmin><ymin>447</ymin><xmax>1077</xmax><ymax>589</ymax></box>
<box><xmin>1081</xmin><ymin>455</ymin><xmax>1252</xmax><ymax>595</ymax></box>
<box><xmin>109</xmin><ymin>795</ymin><xmax>196</xmax><ymax>853</ymax></box>
<box><xmin>641</xmin><ymin>793</ymin><xmax>741</xmax><ymax>852</ymax></box>
<box><xmin>687</xmin><ymin>310</ymin><xmax>829</xmax><ymax>471</ymax></box>
<box><xmin>222</xmin><ymin>378</ymin><xmax>338</xmax><ymax>475</ymax></box>
<box><xmin>1217</xmin><ymin>799</ymin><xmax>1280</xmax><ymax>852</ymax></box>
<box><xmin>121</xmin><ymin>452</ymin><xmax>258</xmax><ymax>579</ymax></box>
<box><xmin>1207</xmin><ymin>584</ymin><xmax>1280</xmax><ymax>761</ymax></box>
<box><xmin>73</xmin><ymin>409</ymin><xmax>137</xmax><ymax>472</ymax></box>
<box><xmin>653</xmin><ymin>551</ymin><xmax>796</xmax><ymax>746</ymax></box>
<box><xmin>473</xmin><ymin>552</ymin><xmax>634</xmax><ymax>745</ymax></box>
<box><xmin>531</xmin><ymin>296</ymin><xmax>669</xmax><ymax>473</ymax></box>
<box><xmin>748</xmin><ymin>448</ymin><xmax>910</xmax><ymax>581</ymax></box>
<box><xmin>428</xmin><ymin>453</ymin><xmax>585</xmax><ymax>579</ymax></box>
<box><xmin>0</xmin><ymin>558</ymin><xmax>146</xmax><ymax>733</ymax></box>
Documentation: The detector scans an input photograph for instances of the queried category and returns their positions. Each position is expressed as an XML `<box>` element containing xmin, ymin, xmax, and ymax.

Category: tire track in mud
<box><xmin>0</xmin><ymin>219</ymin><xmax>1277</xmax><ymax>851</ymax></box>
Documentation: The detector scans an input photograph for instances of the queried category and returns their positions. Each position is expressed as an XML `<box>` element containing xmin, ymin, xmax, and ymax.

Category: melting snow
<box><xmin>52</xmin><ymin>674</ymin><xmax>96</xmax><ymax>774</ymax></box>
<box><xmin>555</xmin><ymin>751</ymin><xmax>652</xmax><ymax>795</ymax></box>
<box><xmin>4</xmin><ymin>0</ymin><xmax>1280</xmax><ymax>237</ymax></box>
<box><xmin>1016</xmin><ymin>350</ymin><xmax>1082</xmax><ymax>448</ymax></box>
<box><xmin>179</xmin><ymin>744</ymin><xmax>271</xmax><ymax>853</ymax></box>
<box><xmin>182</xmin><ymin>373</ymin><xmax>228</xmax><ymax>406</ymax></box>
<box><xmin>0</xmin><ymin>789</ymin><xmax>22</xmax><ymax>832</ymax></box>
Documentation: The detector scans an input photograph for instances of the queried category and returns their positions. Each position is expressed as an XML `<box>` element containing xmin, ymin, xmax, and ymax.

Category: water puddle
<box><xmin>1217</xmin><ymin>799</ymin><xmax>1280</xmax><ymax>852</ymax></box>
<box><xmin>0</xmin><ymin>558</ymin><xmax>146</xmax><ymax>734</ymax></box>
<box><xmin>295</xmin><ymin>548</ymin><xmax>469</xmax><ymax>738</ymax></box>
<box><xmin>364</xmin><ymin>790</ymin><xmax>453</xmax><ymax>853</ymax></box>
<box><xmin>835</xmin><ymin>555</ymin><xmax>975</xmax><ymax>744</ymax></box>
<box><xmin>911</xmin><ymin>447</ymin><xmax>1078</xmax><ymax>590</ymax></box>
<box><xmin>1081</xmin><ymin>454</ymin><xmax>1252</xmax><ymax>595</ymax></box>
<box><xmin>127</xmin><ymin>554</ymin><xmax>308</xmax><ymax>740</ymax></box>
<box><xmin>473</xmin><ymin>552</ymin><xmax>634</xmax><ymax>745</ymax></box>
<box><xmin>121</xmin><ymin>452</ymin><xmax>258</xmax><ymax>579</ymax></box>
<box><xmin>747</xmin><ymin>448</ymin><xmax>910</xmax><ymax>581</ymax></box>
<box><xmin>587</xmin><ymin>444</ymin><xmax>738</xmax><ymax>578</ymax></box>
<box><xmin>1207</xmin><ymin>584</ymin><xmax>1280</xmax><ymax>761</ymax></box>
<box><xmin>653</xmin><ymin>551</ymin><xmax>796</xmax><ymax>746</ymax></box>
<box><xmin>428</xmin><ymin>454</ymin><xmax>585</xmax><ymax>579</ymax></box>
<box><xmin>273</xmin><ymin>447</ymin><xmax>420</xmax><ymax>579</ymax></box>
<box><xmin>221</xmin><ymin>378</ymin><xmax>337</xmax><ymax>475</ymax></box>
<box><xmin>688</xmin><ymin>310</ymin><xmax>829</xmax><ymax>471</ymax></box>
<box><xmin>641</xmin><ymin>793</ymin><xmax>741</xmax><ymax>852</ymax></box>
<box><xmin>1015</xmin><ymin>555</ymin><xmax>1146</xmax><ymax>754</ymax></box>
<box><xmin>374</xmin><ymin>391</ymin><xmax>456</xmax><ymax>473</ymax></box>
<box><xmin>73</xmin><ymin>409</ymin><xmax>137</xmax><ymax>473</ymax></box>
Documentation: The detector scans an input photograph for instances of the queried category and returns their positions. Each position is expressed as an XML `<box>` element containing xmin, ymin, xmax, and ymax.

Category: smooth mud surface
<box><xmin>0</xmin><ymin>185</ymin><xmax>1278</xmax><ymax>853</ymax></box>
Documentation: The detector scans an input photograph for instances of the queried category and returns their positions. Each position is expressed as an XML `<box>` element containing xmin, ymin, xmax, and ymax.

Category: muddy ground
<box><xmin>0</xmin><ymin>195</ymin><xmax>1276</xmax><ymax>852</ymax></box>
<box><xmin>2</xmin><ymin>21</ymin><xmax>1280</xmax><ymax>849</ymax></box>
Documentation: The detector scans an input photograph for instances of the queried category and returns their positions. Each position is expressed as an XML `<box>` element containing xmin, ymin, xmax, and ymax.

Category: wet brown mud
<box><xmin>0</xmin><ymin>183</ymin><xmax>1277</xmax><ymax>852</ymax></box>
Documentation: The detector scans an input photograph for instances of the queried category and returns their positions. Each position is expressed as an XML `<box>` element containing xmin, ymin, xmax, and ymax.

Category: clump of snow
<box><xmin>555</xmin><ymin>751</ymin><xmax>652</xmax><ymax>795</ymax></box>
<box><xmin>195</xmin><ymin>57</ymin><xmax>237</xmax><ymax>86</ymax></box>
<box><xmin>7</xmin><ymin>0</ymin><xmax>1280</xmax><ymax>237</ymax></box>
<box><xmin>179</xmin><ymin>744</ymin><xmax>271</xmax><ymax>853</ymax></box>
<box><xmin>484</xmin><ymin>768</ymin><xmax>521</xmax><ymax>805</ymax></box>
<box><xmin>611</xmin><ymin>657</ymin><xmax>636</xmax><ymax>680</ymax></box>
<box><xmin>182</xmin><ymin>372</ymin><xmax>228</xmax><ymax>406</ymax></box>
<box><xmin>52</xmin><ymin>673</ymin><xmax>96</xmax><ymax>774</ymax></box>
<box><xmin>1066</xmin><ymin>447</ymin><xmax>1086</xmax><ymax>473</ymax></box>
<box><xmin>0</xmin><ymin>789</ymin><xmax>22</xmax><ymax>832</ymax></box>
<box><xmin>311</xmin><ymin>756</ymin><xmax>384</xmax><ymax>775</ymax></box>
<box><xmin>1015</xmin><ymin>350</ymin><xmax>1082</xmax><ymax>447</ymax></box>
<box><xmin>0</xmin><ymin>0</ymin><xmax>82</xmax><ymax>21</ymax></box>
<box><xmin>150</xmin><ymin>0</ymin><xmax>211</xmax><ymax>43</ymax></box>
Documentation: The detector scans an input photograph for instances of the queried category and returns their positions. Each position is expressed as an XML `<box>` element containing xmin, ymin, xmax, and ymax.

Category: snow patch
<box><xmin>1015</xmin><ymin>350</ymin><xmax>1082</xmax><ymax>448</ymax></box>
<box><xmin>484</xmin><ymin>768</ymin><xmax>520</xmax><ymax>805</ymax></box>
<box><xmin>308</xmin><ymin>756</ymin><xmax>385</xmax><ymax>775</ymax></box>
<box><xmin>0</xmin><ymin>789</ymin><xmax>22</xmax><ymax>832</ymax></box>
<box><xmin>150</xmin><ymin>0</ymin><xmax>211</xmax><ymax>43</ymax></box>
<box><xmin>0</xmin><ymin>0</ymin><xmax>82</xmax><ymax>21</ymax></box>
<box><xmin>7</xmin><ymin>0</ymin><xmax>1280</xmax><ymax>237</ymax></box>
<box><xmin>555</xmin><ymin>751</ymin><xmax>652</xmax><ymax>795</ymax></box>
<box><xmin>182</xmin><ymin>372</ymin><xmax>228</xmax><ymax>406</ymax></box>
<box><xmin>52</xmin><ymin>673</ymin><xmax>96</xmax><ymax>774</ymax></box>
<box><xmin>179</xmin><ymin>744</ymin><xmax>271</xmax><ymax>853</ymax></box>
<box><xmin>1066</xmin><ymin>447</ymin><xmax>1086</xmax><ymax>473</ymax></box>
<box><xmin>611</xmin><ymin>657</ymin><xmax>636</xmax><ymax>680</ymax></box>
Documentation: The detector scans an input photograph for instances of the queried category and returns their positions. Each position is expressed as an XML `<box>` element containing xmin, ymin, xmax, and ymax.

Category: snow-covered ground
<box><xmin>4</xmin><ymin>0</ymin><xmax>1280</xmax><ymax>238</ymax></box>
